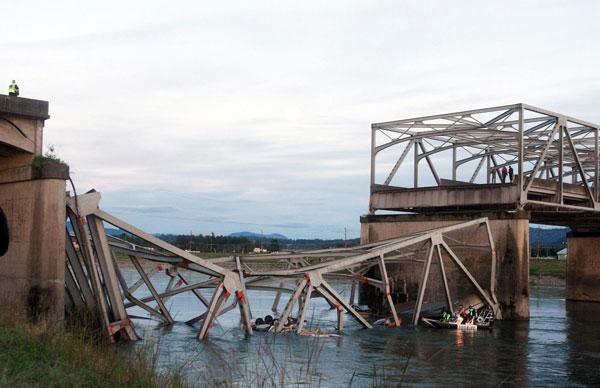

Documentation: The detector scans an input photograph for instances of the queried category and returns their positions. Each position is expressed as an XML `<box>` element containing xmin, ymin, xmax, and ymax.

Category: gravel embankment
<box><xmin>530</xmin><ymin>275</ymin><xmax>565</xmax><ymax>287</ymax></box>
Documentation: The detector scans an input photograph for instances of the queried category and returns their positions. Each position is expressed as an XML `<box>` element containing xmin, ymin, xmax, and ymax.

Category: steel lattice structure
<box><xmin>64</xmin><ymin>192</ymin><xmax>499</xmax><ymax>341</ymax></box>
<box><xmin>370</xmin><ymin>104</ymin><xmax>600</xmax><ymax>220</ymax></box>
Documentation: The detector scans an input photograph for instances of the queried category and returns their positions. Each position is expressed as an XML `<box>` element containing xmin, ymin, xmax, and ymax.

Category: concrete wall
<box><xmin>370</xmin><ymin>184</ymin><xmax>520</xmax><ymax>212</ymax></box>
<box><xmin>359</xmin><ymin>212</ymin><xmax>530</xmax><ymax>320</ymax></box>
<box><xmin>567</xmin><ymin>232</ymin><xmax>600</xmax><ymax>302</ymax></box>
<box><xmin>0</xmin><ymin>177</ymin><xmax>66</xmax><ymax>321</ymax></box>
<box><xmin>0</xmin><ymin>94</ymin><xmax>67</xmax><ymax>322</ymax></box>
<box><xmin>0</xmin><ymin>95</ymin><xmax>48</xmax><ymax>164</ymax></box>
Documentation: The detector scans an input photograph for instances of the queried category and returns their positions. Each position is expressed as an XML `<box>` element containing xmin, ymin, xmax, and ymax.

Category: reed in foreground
<box><xmin>0</xmin><ymin>308</ymin><xmax>190</xmax><ymax>388</ymax></box>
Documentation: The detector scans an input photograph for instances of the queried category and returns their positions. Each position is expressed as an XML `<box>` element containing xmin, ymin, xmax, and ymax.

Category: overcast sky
<box><xmin>3</xmin><ymin>1</ymin><xmax>599</xmax><ymax>238</ymax></box>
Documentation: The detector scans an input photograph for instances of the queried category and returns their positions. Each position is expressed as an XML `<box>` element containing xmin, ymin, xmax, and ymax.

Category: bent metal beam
<box><xmin>64</xmin><ymin>190</ymin><xmax>500</xmax><ymax>341</ymax></box>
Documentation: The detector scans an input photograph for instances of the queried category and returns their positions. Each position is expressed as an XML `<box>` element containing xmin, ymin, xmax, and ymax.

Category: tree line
<box><xmin>114</xmin><ymin>232</ymin><xmax>361</xmax><ymax>253</ymax></box>
<box><xmin>116</xmin><ymin>232</ymin><xmax>280</xmax><ymax>253</ymax></box>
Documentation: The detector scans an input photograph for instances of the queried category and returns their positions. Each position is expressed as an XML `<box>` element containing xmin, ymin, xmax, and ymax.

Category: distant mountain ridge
<box><xmin>69</xmin><ymin>221</ymin><xmax>567</xmax><ymax>248</ymax></box>
<box><xmin>528</xmin><ymin>226</ymin><xmax>569</xmax><ymax>246</ymax></box>
<box><xmin>229</xmin><ymin>231</ymin><xmax>288</xmax><ymax>240</ymax></box>
<box><xmin>66</xmin><ymin>219</ymin><xmax>127</xmax><ymax>236</ymax></box>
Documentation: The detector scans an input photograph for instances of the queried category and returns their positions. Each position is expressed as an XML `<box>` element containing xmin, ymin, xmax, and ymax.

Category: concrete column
<box><xmin>359</xmin><ymin>211</ymin><xmax>530</xmax><ymax>320</ymax></box>
<box><xmin>567</xmin><ymin>231</ymin><xmax>600</xmax><ymax>302</ymax></box>
<box><xmin>0</xmin><ymin>175</ymin><xmax>67</xmax><ymax>322</ymax></box>
<box><xmin>1</xmin><ymin>94</ymin><xmax>67</xmax><ymax>322</ymax></box>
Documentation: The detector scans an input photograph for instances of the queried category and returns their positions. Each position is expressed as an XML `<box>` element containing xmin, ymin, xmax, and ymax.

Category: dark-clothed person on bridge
<box><xmin>509</xmin><ymin>166</ymin><xmax>514</xmax><ymax>182</ymax></box>
<box><xmin>8</xmin><ymin>80</ymin><xmax>19</xmax><ymax>96</ymax></box>
<box><xmin>501</xmin><ymin>166</ymin><xmax>507</xmax><ymax>183</ymax></box>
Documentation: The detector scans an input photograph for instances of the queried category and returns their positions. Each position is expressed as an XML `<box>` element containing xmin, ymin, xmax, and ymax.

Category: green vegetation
<box><xmin>116</xmin><ymin>231</ymin><xmax>361</xmax><ymax>254</ymax></box>
<box><xmin>530</xmin><ymin>259</ymin><xmax>567</xmax><ymax>278</ymax></box>
<box><xmin>268</xmin><ymin>238</ymin><xmax>280</xmax><ymax>252</ymax></box>
<box><xmin>529</xmin><ymin>246</ymin><xmax>564</xmax><ymax>258</ymax></box>
<box><xmin>0</xmin><ymin>312</ymin><xmax>189</xmax><ymax>388</ymax></box>
<box><xmin>117</xmin><ymin>232</ymin><xmax>258</xmax><ymax>254</ymax></box>
<box><xmin>32</xmin><ymin>145</ymin><xmax>65</xmax><ymax>170</ymax></box>
<box><xmin>0</xmin><ymin>305</ymin><xmax>410</xmax><ymax>387</ymax></box>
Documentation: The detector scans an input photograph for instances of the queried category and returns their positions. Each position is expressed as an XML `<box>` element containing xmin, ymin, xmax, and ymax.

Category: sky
<box><xmin>3</xmin><ymin>1</ymin><xmax>599</xmax><ymax>239</ymax></box>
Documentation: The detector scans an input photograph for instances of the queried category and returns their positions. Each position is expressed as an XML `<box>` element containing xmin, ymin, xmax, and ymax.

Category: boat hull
<box><xmin>421</xmin><ymin>317</ymin><xmax>491</xmax><ymax>330</ymax></box>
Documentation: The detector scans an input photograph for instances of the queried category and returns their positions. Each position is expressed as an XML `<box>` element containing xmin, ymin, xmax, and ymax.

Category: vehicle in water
<box><xmin>373</xmin><ymin>316</ymin><xmax>402</xmax><ymax>327</ymax></box>
<box><xmin>251</xmin><ymin>315</ymin><xmax>339</xmax><ymax>337</ymax></box>
<box><xmin>421</xmin><ymin>306</ymin><xmax>494</xmax><ymax>331</ymax></box>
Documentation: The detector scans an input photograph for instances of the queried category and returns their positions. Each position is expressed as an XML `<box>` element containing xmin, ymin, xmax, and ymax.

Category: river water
<box><xmin>121</xmin><ymin>270</ymin><xmax>600</xmax><ymax>387</ymax></box>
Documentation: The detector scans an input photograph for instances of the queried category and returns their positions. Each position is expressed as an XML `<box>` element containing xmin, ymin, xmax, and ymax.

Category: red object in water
<box><xmin>374</xmin><ymin>317</ymin><xmax>402</xmax><ymax>327</ymax></box>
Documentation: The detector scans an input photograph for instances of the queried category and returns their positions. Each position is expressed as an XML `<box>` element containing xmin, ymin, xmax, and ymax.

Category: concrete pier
<box><xmin>0</xmin><ymin>95</ymin><xmax>68</xmax><ymax>321</ymax></box>
<box><xmin>359</xmin><ymin>211</ymin><xmax>530</xmax><ymax>320</ymax></box>
<box><xmin>567</xmin><ymin>231</ymin><xmax>600</xmax><ymax>302</ymax></box>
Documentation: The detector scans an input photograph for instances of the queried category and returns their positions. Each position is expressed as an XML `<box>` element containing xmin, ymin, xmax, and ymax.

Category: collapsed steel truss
<box><xmin>371</xmin><ymin>104</ymin><xmax>600</xmax><ymax>213</ymax></box>
<box><xmin>64</xmin><ymin>191</ymin><xmax>500</xmax><ymax>341</ymax></box>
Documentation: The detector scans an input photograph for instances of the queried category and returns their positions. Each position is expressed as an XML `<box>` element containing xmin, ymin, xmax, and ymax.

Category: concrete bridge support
<box><xmin>0</xmin><ymin>95</ymin><xmax>68</xmax><ymax>322</ymax></box>
<box><xmin>567</xmin><ymin>231</ymin><xmax>600</xmax><ymax>302</ymax></box>
<box><xmin>0</xmin><ymin>177</ymin><xmax>67</xmax><ymax>321</ymax></box>
<box><xmin>359</xmin><ymin>211</ymin><xmax>530</xmax><ymax>320</ymax></box>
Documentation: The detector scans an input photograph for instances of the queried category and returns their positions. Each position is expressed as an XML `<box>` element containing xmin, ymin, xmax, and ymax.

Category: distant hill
<box><xmin>66</xmin><ymin>219</ymin><xmax>127</xmax><ymax>236</ymax></box>
<box><xmin>229</xmin><ymin>231</ymin><xmax>288</xmax><ymax>240</ymax></box>
<box><xmin>68</xmin><ymin>223</ymin><xmax>568</xmax><ymax>249</ymax></box>
<box><xmin>529</xmin><ymin>226</ymin><xmax>569</xmax><ymax>246</ymax></box>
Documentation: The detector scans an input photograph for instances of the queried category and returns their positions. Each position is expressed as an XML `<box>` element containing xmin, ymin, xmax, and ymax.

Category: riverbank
<box><xmin>530</xmin><ymin>258</ymin><xmax>566</xmax><ymax>277</ymax></box>
<box><xmin>0</xmin><ymin>312</ymin><xmax>190</xmax><ymax>388</ymax></box>
<box><xmin>530</xmin><ymin>274</ymin><xmax>566</xmax><ymax>287</ymax></box>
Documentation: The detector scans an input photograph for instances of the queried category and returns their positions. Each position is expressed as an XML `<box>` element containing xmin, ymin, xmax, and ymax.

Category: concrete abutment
<box><xmin>0</xmin><ymin>95</ymin><xmax>68</xmax><ymax>322</ymax></box>
<box><xmin>567</xmin><ymin>231</ymin><xmax>600</xmax><ymax>302</ymax></box>
<box><xmin>359</xmin><ymin>212</ymin><xmax>530</xmax><ymax>320</ymax></box>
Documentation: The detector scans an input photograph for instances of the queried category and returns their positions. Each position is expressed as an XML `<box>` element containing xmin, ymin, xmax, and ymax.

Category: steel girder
<box><xmin>64</xmin><ymin>192</ymin><xmax>500</xmax><ymax>341</ymax></box>
<box><xmin>371</xmin><ymin>103</ymin><xmax>600</xmax><ymax>213</ymax></box>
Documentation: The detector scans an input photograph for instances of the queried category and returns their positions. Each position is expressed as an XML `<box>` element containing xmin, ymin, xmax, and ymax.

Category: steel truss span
<box><xmin>370</xmin><ymin>104</ymin><xmax>600</xmax><ymax>220</ymax></box>
<box><xmin>64</xmin><ymin>192</ymin><xmax>499</xmax><ymax>341</ymax></box>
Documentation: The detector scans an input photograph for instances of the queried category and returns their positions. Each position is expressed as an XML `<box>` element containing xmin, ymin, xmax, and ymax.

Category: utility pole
<box><xmin>344</xmin><ymin>227</ymin><xmax>347</xmax><ymax>248</ymax></box>
<box><xmin>537</xmin><ymin>225</ymin><xmax>541</xmax><ymax>258</ymax></box>
<box><xmin>188</xmin><ymin>230</ymin><xmax>193</xmax><ymax>251</ymax></box>
<box><xmin>210</xmin><ymin>232</ymin><xmax>215</xmax><ymax>253</ymax></box>
<box><xmin>260</xmin><ymin>229</ymin><xmax>264</xmax><ymax>252</ymax></box>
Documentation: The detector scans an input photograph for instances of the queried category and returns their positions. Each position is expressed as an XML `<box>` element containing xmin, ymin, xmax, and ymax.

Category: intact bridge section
<box><xmin>364</xmin><ymin>103</ymin><xmax>600</xmax><ymax>319</ymax></box>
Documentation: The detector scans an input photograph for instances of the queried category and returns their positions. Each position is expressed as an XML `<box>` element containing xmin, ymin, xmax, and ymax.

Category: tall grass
<box><xmin>0</xmin><ymin>306</ymin><xmax>189</xmax><ymax>388</ymax></box>
<box><xmin>181</xmin><ymin>327</ymin><xmax>412</xmax><ymax>387</ymax></box>
<box><xmin>530</xmin><ymin>259</ymin><xmax>566</xmax><ymax>277</ymax></box>
<box><xmin>190</xmin><ymin>332</ymin><xmax>327</xmax><ymax>387</ymax></box>
<box><xmin>1</xmin><ymin>304</ymin><xmax>412</xmax><ymax>387</ymax></box>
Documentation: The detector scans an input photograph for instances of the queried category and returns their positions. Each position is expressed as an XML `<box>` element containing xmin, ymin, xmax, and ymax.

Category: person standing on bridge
<box><xmin>509</xmin><ymin>166</ymin><xmax>514</xmax><ymax>183</ymax></box>
<box><xmin>501</xmin><ymin>166</ymin><xmax>507</xmax><ymax>183</ymax></box>
<box><xmin>491</xmin><ymin>167</ymin><xmax>497</xmax><ymax>183</ymax></box>
<box><xmin>8</xmin><ymin>80</ymin><xmax>19</xmax><ymax>97</ymax></box>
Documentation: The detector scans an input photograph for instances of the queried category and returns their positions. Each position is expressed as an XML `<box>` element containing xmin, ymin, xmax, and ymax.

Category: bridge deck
<box><xmin>371</xmin><ymin>178</ymin><xmax>599</xmax><ymax>227</ymax></box>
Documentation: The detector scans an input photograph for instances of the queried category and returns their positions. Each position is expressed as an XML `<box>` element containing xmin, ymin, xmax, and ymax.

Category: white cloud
<box><xmin>4</xmin><ymin>1</ymin><xmax>600</xmax><ymax>238</ymax></box>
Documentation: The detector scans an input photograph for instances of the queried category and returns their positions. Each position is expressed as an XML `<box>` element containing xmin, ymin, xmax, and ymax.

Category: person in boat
<box><xmin>454</xmin><ymin>305</ymin><xmax>465</xmax><ymax>324</ymax></box>
<box><xmin>441</xmin><ymin>311</ymin><xmax>452</xmax><ymax>323</ymax></box>
<box><xmin>467</xmin><ymin>306</ymin><xmax>476</xmax><ymax>324</ymax></box>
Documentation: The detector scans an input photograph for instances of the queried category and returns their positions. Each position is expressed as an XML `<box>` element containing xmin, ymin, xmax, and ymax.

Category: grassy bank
<box><xmin>530</xmin><ymin>259</ymin><xmax>567</xmax><ymax>277</ymax></box>
<box><xmin>0</xmin><ymin>313</ymin><xmax>189</xmax><ymax>388</ymax></box>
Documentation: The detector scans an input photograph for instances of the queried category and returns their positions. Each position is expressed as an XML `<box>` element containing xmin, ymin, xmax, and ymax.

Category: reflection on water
<box><xmin>121</xmin><ymin>270</ymin><xmax>600</xmax><ymax>387</ymax></box>
<box><xmin>566</xmin><ymin>300</ymin><xmax>600</xmax><ymax>387</ymax></box>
